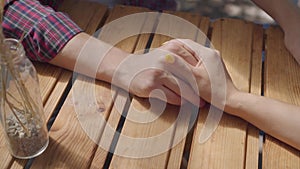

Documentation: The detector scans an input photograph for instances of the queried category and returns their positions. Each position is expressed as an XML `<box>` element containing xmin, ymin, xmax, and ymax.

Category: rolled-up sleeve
<box><xmin>2</xmin><ymin>0</ymin><xmax>82</xmax><ymax>62</ymax></box>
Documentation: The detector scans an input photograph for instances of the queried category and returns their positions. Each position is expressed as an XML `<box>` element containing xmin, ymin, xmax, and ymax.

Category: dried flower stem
<box><xmin>0</xmin><ymin>34</ymin><xmax>39</xmax><ymax>137</ymax></box>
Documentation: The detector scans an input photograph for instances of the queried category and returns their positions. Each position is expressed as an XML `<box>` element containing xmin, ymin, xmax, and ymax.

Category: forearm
<box><xmin>50</xmin><ymin>32</ymin><xmax>130</xmax><ymax>86</ymax></box>
<box><xmin>251</xmin><ymin>0</ymin><xmax>300</xmax><ymax>31</ymax></box>
<box><xmin>226</xmin><ymin>91</ymin><xmax>300</xmax><ymax>150</ymax></box>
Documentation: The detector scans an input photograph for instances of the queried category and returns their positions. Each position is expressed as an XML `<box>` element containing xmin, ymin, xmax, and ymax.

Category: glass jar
<box><xmin>0</xmin><ymin>38</ymin><xmax>49</xmax><ymax>159</ymax></box>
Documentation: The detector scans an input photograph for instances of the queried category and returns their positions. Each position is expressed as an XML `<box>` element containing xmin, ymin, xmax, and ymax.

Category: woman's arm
<box><xmin>251</xmin><ymin>0</ymin><xmax>300</xmax><ymax>30</ymax></box>
<box><xmin>227</xmin><ymin>90</ymin><xmax>300</xmax><ymax>150</ymax></box>
<box><xmin>163</xmin><ymin>39</ymin><xmax>300</xmax><ymax>150</ymax></box>
<box><xmin>251</xmin><ymin>0</ymin><xmax>300</xmax><ymax>64</ymax></box>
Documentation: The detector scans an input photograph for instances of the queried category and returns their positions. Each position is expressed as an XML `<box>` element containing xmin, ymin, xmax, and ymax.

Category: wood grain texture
<box><xmin>188</xmin><ymin>18</ymin><xmax>255</xmax><ymax>169</ymax></box>
<box><xmin>263</xmin><ymin>26</ymin><xmax>300</xmax><ymax>169</ymax></box>
<box><xmin>98</xmin><ymin>5</ymin><xmax>151</xmax><ymax>49</ymax></box>
<box><xmin>30</xmin><ymin>75</ymin><xmax>115</xmax><ymax>169</ymax></box>
<box><xmin>58</xmin><ymin>0</ymin><xmax>107</xmax><ymax>35</ymax></box>
<box><xmin>245</xmin><ymin>24</ymin><xmax>264</xmax><ymax>169</ymax></box>
<box><xmin>109</xmin><ymin>98</ymin><xmax>179</xmax><ymax>169</ymax></box>
<box><xmin>90</xmin><ymin>5</ymin><xmax>152</xmax><ymax>168</ymax></box>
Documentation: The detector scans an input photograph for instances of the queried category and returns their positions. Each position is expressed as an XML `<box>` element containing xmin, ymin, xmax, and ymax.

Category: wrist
<box><xmin>96</xmin><ymin>45</ymin><xmax>130</xmax><ymax>86</ymax></box>
<box><xmin>224</xmin><ymin>89</ymin><xmax>245</xmax><ymax>117</ymax></box>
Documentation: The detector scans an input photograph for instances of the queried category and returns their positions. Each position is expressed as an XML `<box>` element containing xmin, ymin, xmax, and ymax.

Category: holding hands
<box><xmin>159</xmin><ymin>39</ymin><xmax>300</xmax><ymax>150</ymax></box>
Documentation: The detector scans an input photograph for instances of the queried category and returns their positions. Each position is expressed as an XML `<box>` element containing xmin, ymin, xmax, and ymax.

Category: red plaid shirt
<box><xmin>2</xmin><ymin>0</ymin><xmax>82</xmax><ymax>62</ymax></box>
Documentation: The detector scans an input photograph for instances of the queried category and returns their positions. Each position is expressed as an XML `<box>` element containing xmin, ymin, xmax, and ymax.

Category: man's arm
<box><xmin>51</xmin><ymin>32</ymin><xmax>202</xmax><ymax>106</ymax></box>
<box><xmin>2</xmin><ymin>0</ymin><xmax>201</xmax><ymax>105</ymax></box>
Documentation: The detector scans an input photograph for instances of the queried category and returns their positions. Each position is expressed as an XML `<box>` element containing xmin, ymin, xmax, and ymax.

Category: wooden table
<box><xmin>1</xmin><ymin>0</ymin><xmax>300</xmax><ymax>168</ymax></box>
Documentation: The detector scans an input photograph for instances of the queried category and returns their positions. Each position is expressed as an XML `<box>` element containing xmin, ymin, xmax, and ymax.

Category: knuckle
<box><xmin>214</xmin><ymin>50</ymin><xmax>220</xmax><ymax>56</ymax></box>
<box><xmin>165</xmin><ymin>44</ymin><xmax>179</xmax><ymax>53</ymax></box>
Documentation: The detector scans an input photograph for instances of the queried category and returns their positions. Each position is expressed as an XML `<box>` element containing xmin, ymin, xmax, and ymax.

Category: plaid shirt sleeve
<box><xmin>2</xmin><ymin>0</ymin><xmax>82</xmax><ymax>62</ymax></box>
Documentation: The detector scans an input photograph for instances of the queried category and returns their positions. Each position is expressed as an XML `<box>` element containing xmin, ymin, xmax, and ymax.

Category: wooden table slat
<box><xmin>245</xmin><ymin>24</ymin><xmax>264</xmax><ymax>169</ymax></box>
<box><xmin>263</xmin><ymin>26</ymin><xmax>300</xmax><ymax>169</ymax></box>
<box><xmin>30</xmin><ymin>76</ymin><xmax>115</xmax><ymax>168</ymax></box>
<box><xmin>58</xmin><ymin>0</ymin><xmax>108</xmax><ymax>35</ymax></box>
<box><xmin>188</xmin><ymin>18</ymin><xmax>257</xmax><ymax>169</ymax></box>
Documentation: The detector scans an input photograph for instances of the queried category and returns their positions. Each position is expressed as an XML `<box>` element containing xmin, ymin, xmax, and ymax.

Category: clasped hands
<box><xmin>114</xmin><ymin>39</ymin><xmax>237</xmax><ymax>108</ymax></box>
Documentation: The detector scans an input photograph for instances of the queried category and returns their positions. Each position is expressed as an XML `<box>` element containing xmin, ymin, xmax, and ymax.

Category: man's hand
<box><xmin>114</xmin><ymin>39</ymin><xmax>205</xmax><ymax>106</ymax></box>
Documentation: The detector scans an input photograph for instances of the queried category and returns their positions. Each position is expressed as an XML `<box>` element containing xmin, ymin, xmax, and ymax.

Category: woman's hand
<box><xmin>160</xmin><ymin>39</ymin><xmax>238</xmax><ymax>109</ymax></box>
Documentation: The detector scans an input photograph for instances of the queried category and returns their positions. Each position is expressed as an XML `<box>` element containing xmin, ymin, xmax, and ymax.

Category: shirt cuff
<box><xmin>23</xmin><ymin>12</ymin><xmax>83</xmax><ymax>62</ymax></box>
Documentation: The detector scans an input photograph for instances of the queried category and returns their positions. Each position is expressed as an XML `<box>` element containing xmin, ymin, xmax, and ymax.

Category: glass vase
<box><xmin>0</xmin><ymin>38</ymin><xmax>49</xmax><ymax>159</ymax></box>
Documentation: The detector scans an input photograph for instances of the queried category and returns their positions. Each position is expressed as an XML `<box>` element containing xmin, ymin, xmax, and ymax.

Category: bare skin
<box><xmin>50</xmin><ymin>33</ymin><xmax>203</xmax><ymax>106</ymax></box>
<box><xmin>252</xmin><ymin>0</ymin><xmax>300</xmax><ymax>64</ymax></box>
<box><xmin>162</xmin><ymin>39</ymin><xmax>300</xmax><ymax>150</ymax></box>
<box><xmin>48</xmin><ymin>0</ymin><xmax>300</xmax><ymax>106</ymax></box>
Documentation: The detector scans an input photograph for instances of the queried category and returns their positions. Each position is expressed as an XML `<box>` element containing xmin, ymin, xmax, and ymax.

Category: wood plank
<box><xmin>35</xmin><ymin>63</ymin><xmax>64</xmax><ymax>105</ymax></box>
<box><xmin>58</xmin><ymin>0</ymin><xmax>108</xmax><ymax>35</ymax></box>
<box><xmin>263</xmin><ymin>26</ymin><xmax>300</xmax><ymax>169</ymax></box>
<box><xmin>29</xmin><ymin>75</ymin><xmax>115</xmax><ymax>169</ymax></box>
<box><xmin>188</xmin><ymin>18</ymin><xmax>255</xmax><ymax>169</ymax></box>
<box><xmin>90</xmin><ymin>5</ymin><xmax>153</xmax><ymax>168</ymax></box>
<box><xmin>109</xmin><ymin>98</ymin><xmax>179</xmax><ymax>169</ymax></box>
<box><xmin>245</xmin><ymin>24</ymin><xmax>264</xmax><ymax>169</ymax></box>
<box><xmin>98</xmin><ymin>5</ymin><xmax>152</xmax><ymax>51</ymax></box>
<box><xmin>90</xmin><ymin>89</ymin><xmax>129</xmax><ymax>169</ymax></box>
<box><xmin>42</xmin><ymin>70</ymin><xmax>73</xmax><ymax>121</ymax></box>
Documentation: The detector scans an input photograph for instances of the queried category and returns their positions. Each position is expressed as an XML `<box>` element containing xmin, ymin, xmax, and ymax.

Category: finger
<box><xmin>177</xmin><ymin>39</ymin><xmax>219</xmax><ymax>60</ymax></box>
<box><xmin>162</xmin><ymin>40</ymin><xmax>198</xmax><ymax>66</ymax></box>
<box><xmin>161</xmin><ymin>72</ymin><xmax>201</xmax><ymax>106</ymax></box>
<box><xmin>150</xmin><ymin>86</ymin><xmax>182</xmax><ymax>105</ymax></box>
<box><xmin>165</xmin><ymin>39</ymin><xmax>197</xmax><ymax>57</ymax></box>
<box><xmin>161</xmin><ymin>54</ymin><xmax>199</xmax><ymax>93</ymax></box>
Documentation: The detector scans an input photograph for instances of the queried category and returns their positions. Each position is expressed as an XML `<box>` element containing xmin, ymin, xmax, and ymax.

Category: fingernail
<box><xmin>165</xmin><ymin>54</ymin><xmax>175</xmax><ymax>64</ymax></box>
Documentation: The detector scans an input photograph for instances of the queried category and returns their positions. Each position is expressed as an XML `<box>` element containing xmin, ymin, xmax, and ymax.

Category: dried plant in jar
<box><xmin>0</xmin><ymin>34</ymin><xmax>49</xmax><ymax>159</ymax></box>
